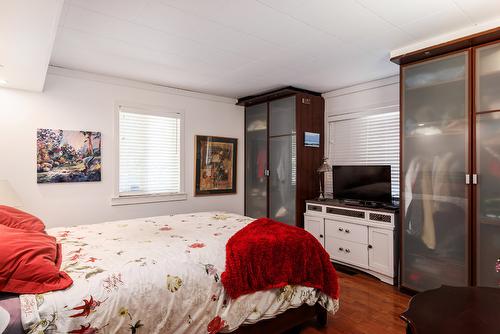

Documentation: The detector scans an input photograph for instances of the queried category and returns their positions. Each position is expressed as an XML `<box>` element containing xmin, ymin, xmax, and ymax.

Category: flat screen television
<box><xmin>332</xmin><ymin>165</ymin><xmax>392</xmax><ymax>204</ymax></box>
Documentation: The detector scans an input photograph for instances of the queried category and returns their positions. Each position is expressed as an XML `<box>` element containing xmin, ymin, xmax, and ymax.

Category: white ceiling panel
<box><xmin>453</xmin><ymin>0</ymin><xmax>500</xmax><ymax>23</ymax></box>
<box><xmin>259</xmin><ymin>0</ymin><xmax>405</xmax><ymax>44</ymax></box>
<box><xmin>68</xmin><ymin>0</ymin><xmax>148</xmax><ymax>20</ymax></box>
<box><xmin>51</xmin><ymin>31</ymin><xmax>218</xmax><ymax>93</ymax></box>
<box><xmin>399</xmin><ymin>5</ymin><xmax>470</xmax><ymax>40</ymax></box>
<box><xmin>0</xmin><ymin>0</ymin><xmax>64</xmax><ymax>91</ymax></box>
<box><xmin>46</xmin><ymin>0</ymin><xmax>500</xmax><ymax>98</ymax></box>
<box><xmin>300</xmin><ymin>50</ymin><xmax>399</xmax><ymax>92</ymax></box>
<box><xmin>52</xmin><ymin>29</ymin><xmax>217</xmax><ymax>76</ymax></box>
<box><xmin>356</xmin><ymin>0</ymin><xmax>456</xmax><ymax>28</ymax></box>
<box><xmin>59</xmin><ymin>6</ymin><xmax>253</xmax><ymax>72</ymax></box>
<box><xmin>136</xmin><ymin>1</ymin><xmax>280</xmax><ymax>59</ymax></box>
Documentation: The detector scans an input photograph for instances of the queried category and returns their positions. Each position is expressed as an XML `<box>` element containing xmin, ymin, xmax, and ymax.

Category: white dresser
<box><xmin>304</xmin><ymin>200</ymin><xmax>398</xmax><ymax>285</ymax></box>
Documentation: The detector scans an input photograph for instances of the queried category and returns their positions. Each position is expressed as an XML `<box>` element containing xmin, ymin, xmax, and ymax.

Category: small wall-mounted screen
<box><xmin>304</xmin><ymin>132</ymin><xmax>320</xmax><ymax>147</ymax></box>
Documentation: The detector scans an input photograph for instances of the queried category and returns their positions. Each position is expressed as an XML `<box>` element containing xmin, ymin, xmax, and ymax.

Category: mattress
<box><xmin>18</xmin><ymin>212</ymin><xmax>338</xmax><ymax>333</ymax></box>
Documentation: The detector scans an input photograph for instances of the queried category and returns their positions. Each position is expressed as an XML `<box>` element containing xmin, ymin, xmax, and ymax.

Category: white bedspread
<box><xmin>20</xmin><ymin>212</ymin><xmax>338</xmax><ymax>333</ymax></box>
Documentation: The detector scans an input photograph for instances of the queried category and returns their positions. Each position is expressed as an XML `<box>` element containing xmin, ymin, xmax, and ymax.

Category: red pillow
<box><xmin>0</xmin><ymin>225</ymin><xmax>73</xmax><ymax>294</ymax></box>
<box><xmin>0</xmin><ymin>205</ymin><xmax>45</xmax><ymax>232</ymax></box>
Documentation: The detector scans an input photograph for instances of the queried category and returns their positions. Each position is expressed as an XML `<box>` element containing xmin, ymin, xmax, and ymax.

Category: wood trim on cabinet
<box><xmin>467</xmin><ymin>47</ymin><xmax>474</xmax><ymax>286</ymax></box>
<box><xmin>244</xmin><ymin>107</ymin><xmax>247</xmax><ymax>216</ymax></box>
<box><xmin>398</xmin><ymin>65</ymin><xmax>404</xmax><ymax>290</ymax></box>
<box><xmin>475</xmin><ymin>109</ymin><xmax>500</xmax><ymax>114</ymax></box>
<box><xmin>266</xmin><ymin>100</ymin><xmax>270</xmax><ymax>218</ymax></box>
<box><xmin>237</xmin><ymin>86</ymin><xmax>322</xmax><ymax>106</ymax></box>
<box><xmin>295</xmin><ymin>93</ymin><xmax>325</xmax><ymax>228</ymax></box>
<box><xmin>391</xmin><ymin>26</ymin><xmax>500</xmax><ymax>65</ymax></box>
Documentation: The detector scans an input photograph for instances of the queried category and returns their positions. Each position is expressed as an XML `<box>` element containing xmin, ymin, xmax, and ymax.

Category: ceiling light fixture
<box><xmin>0</xmin><ymin>79</ymin><xmax>7</xmax><ymax>85</ymax></box>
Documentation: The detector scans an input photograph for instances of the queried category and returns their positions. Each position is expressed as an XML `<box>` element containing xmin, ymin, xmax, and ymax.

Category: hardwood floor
<box><xmin>299</xmin><ymin>271</ymin><xmax>410</xmax><ymax>334</ymax></box>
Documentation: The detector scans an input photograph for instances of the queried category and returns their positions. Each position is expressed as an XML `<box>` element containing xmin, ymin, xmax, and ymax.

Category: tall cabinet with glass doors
<box><xmin>394</xmin><ymin>31</ymin><xmax>500</xmax><ymax>291</ymax></box>
<box><xmin>239</xmin><ymin>87</ymin><xmax>325</xmax><ymax>228</ymax></box>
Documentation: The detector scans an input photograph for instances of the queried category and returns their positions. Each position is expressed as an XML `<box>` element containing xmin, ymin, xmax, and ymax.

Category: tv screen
<box><xmin>333</xmin><ymin>165</ymin><xmax>391</xmax><ymax>203</ymax></box>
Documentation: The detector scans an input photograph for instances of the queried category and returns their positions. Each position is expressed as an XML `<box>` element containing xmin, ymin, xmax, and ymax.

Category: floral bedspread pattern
<box><xmin>20</xmin><ymin>212</ymin><xmax>339</xmax><ymax>334</ymax></box>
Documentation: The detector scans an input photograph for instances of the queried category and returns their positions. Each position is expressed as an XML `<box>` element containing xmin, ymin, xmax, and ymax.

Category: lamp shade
<box><xmin>317</xmin><ymin>158</ymin><xmax>331</xmax><ymax>173</ymax></box>
<box><xmin>0</xmin><ymin>180</ymin><xmax>23</xmax><ymax>207</ymax></box>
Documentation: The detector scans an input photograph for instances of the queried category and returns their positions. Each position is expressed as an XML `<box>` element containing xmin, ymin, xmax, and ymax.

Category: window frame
<box><xmin>111</xmin><ymin>102</ymin><xmax>186</xmax><ymax>206</ymax></box>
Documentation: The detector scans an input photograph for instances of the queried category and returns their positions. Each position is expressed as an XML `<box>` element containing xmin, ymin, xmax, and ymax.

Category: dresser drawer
<box><xmin>325</xmin><ymin>219</ymin><xmax>368</xmax><ymax>244</ymax></box>
<box><xmin>307</xmin><ymin>204</ymin><xmax>323</xmax><ymax>213</ymax></box>
<box><xmin>326</xmin><ymin>237</ymin><xmax>368</xmax><ymax>268</ymax></box>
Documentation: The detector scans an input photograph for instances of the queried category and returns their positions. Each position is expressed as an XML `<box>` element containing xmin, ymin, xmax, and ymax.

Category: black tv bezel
<box><xmin>332</xmin><ymin>165</ymin><xmax>392</xmax><ymax>204</ymax></box>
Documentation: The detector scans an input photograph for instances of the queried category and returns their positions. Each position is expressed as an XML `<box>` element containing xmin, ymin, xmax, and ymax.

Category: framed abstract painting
<box><xmin>37</xmin><ymin>128</ymin><xmax>102</xmax><ymax>183</ymax></box>
<box><xmin>195</xmin><ymin>136</ymin><xmax>237</xmax><ymax>195</ymax></box>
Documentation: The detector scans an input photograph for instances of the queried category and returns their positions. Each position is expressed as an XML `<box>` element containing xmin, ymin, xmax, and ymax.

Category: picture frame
<box><xmin>195</xmin><ymin>135</ymin><xmax>237</xmax><ymax>195</ymax></box>
<box><xmin>37</xmin><ymin>128</ymin><xmax>102</xmax><ymax>183</ymax></box>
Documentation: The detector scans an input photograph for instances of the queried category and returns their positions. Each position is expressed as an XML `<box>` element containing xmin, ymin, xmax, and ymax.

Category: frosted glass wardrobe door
<box><xmin>476</xmin><ymin>42</ymin><xmax>500</xmax><ymax>112</ymax></box>
<box><xmin>245</xmin><ymin>103</ymin><xmax>268</xmax><ymax>218</ymax></box>
<box><xmin>475</xmin><ymin>111</ymin><xmax>500</xmax><ymax>287</ymax></box>
<box><xmin>269</xmin><ymin>135</ymin><xmax>296</xmax><ymax>226</ymax></box>
<box><xmin>269</xmin><ymin>96</ymin><xmax>296</xmax><ymax>226</ymax></box>
<box><xmin>401</xmin><ymin>51</ymin><xmax>469</xmax><ymax>291</ymax></box>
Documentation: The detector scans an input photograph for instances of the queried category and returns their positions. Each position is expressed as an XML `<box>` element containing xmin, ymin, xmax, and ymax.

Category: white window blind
<box><xmin>326</xmin><ymin>111</ymin><xmax>400</xmax><ymax>198</ymax></box>
<box><xmin>118</xmin><ymin>107</ymin><xmax>182</xmax><ymax>196</ymax></box>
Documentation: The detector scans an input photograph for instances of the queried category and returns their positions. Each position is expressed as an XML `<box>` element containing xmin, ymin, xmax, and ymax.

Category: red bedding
<box><xmin>221</xmin><ymin>218</ymin><xmax>339</xmax><ymax>300</ymax></box>
<box><xmin>0</xmin><ymin>225</ymin><xmax>73</xmax><ymax>294</ymax></box>
<box><xmin>0</xmin><ymin>205</ymin><xmax>45</xmax><ymax>232</ymax></box>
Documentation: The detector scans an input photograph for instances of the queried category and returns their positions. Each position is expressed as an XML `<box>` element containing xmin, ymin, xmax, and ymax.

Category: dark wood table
<box><xmin>401</xmin><ymin>285</ymin><xmax>500</xmax><ymax>334</ymax></box>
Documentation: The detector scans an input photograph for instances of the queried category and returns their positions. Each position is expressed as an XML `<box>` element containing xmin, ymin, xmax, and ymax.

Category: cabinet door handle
<box><xmin>338</xmin><ymin>227</ymin><xmax>344</xmax><ymax>232</ymax></box>
<box><xmin>465</xmin><ymin>174</ymin><xmax>470</xmax><ymax>185</ymax></box>
<box><xmin>368</xmin><ymin>244</ymin><xmax>373</xmax><ymax>249</ymax></box>
<box><xmin>473</xmin><ymin>174</ymin><xmax>478</xmax><ymax>185</ymax></box>
<box><xmin>345</xmin><ymin>229</ymin><xmax>350</xmax><ymax>234</ymax></box>
<box><xmin>319</xmin><ymin>234</ymin><xmax>324</xmax><ymax>238</ymax></box>
<box><xmin>338</xmin><ymin>247</ymin><xmax>344</xmax><ymax>251</ymax></box>
<box><xmin>345</xmin><ymin>248</ymin><xmax>351</xmax><ymax>253</ymax></box>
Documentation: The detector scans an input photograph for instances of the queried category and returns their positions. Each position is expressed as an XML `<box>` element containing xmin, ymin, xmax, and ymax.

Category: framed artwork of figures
<box><xmin>195</xmin><ymin>136</ymin><xmax>237</xmax><ymax>195</ymax></box>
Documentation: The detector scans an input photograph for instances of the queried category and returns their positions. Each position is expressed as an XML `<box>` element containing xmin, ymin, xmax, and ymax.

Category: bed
<box><xmin>2</xmin><ymin>211</ymin><xmax>338</xmax><ymax>334</ymax></box>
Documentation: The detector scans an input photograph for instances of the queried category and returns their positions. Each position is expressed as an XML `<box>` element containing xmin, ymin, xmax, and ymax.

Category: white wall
<box><xmin>322</xmin><ymin>76</ymin><xmax>399</xmax><ymax>118</ymax></box>
<box><xmin>0</xmin><ymin>67</ymin><xmax>244</xmax><ymax>228</ymax></box>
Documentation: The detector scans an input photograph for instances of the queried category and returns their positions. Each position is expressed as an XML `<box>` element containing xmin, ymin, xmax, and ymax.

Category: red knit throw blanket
<box><xmin>221</xmin><ymin>218</ymin><xmax>340</xmax><ymax>300</ymax></box>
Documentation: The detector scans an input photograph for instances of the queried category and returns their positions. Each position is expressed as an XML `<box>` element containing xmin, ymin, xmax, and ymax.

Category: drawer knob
<box><xmin>368</xmin><ymin>244</ymin><xmax>373</xmax><ymax>249</ymax></box>
<box><xmin>319</xmin><ymin>234</ymin><xmax>324</xmax><ymax>238</ymax></box>
<box><xmin>338</xmin><ymin>227</ymin><xmax>344</xmax><ymax>232</ymax></box>
<box><xmin>345</xmin><ymin>248</ymin><xmax>351</xmax><ymax>253</ymax></box>
<box><xmin>345</xmin><ymin>229</ymin><xmax>350</xmax><ymax>234</ymax></box>
<box><xmin>338</xmin><ymin>247</ymin><xmax>344</xmax><ymax>251</ymax></box>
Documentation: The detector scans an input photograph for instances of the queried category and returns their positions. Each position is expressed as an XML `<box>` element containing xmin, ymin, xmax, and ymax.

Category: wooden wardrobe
<box><xmin>392</xmin><ymin>27</ymin><xmax>500</xmax><ymax>292</ymax></box>
<box><xmin>237</xmin><ymin>87</ymin><xmax>325</xmax><ymax>228</ymax></box>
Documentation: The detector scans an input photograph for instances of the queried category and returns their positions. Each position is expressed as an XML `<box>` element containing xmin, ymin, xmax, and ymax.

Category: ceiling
<box><xmin>0</xmin><ymin>0</ymin><xmax>63</xmax><ymax>91</ymax></box>
<box><xmin>3</xmin><ymin>1</ymin><xmax>500</xmax><ymax>97</ymax></box>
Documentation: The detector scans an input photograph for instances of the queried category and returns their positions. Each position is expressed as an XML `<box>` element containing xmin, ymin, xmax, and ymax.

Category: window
<box><xmin>326</xmin><ymin>108</ymin><xmax>400</xmax><ymax>198</ymax></box>
<box><xmin>113</xmin><ymin>105</ymin><xmax>185</xmax><ymax>205</ymax></box>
